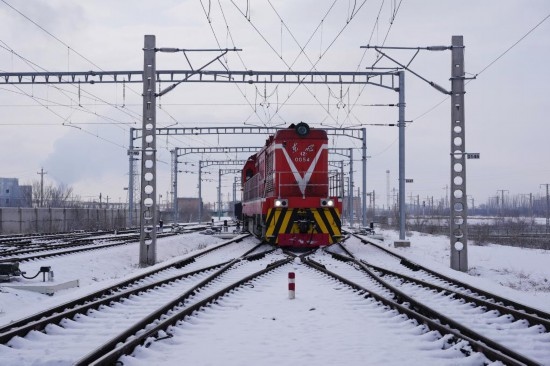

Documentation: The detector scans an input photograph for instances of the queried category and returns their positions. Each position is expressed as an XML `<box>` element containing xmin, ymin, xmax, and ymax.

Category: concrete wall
<box><xmin>0</xmin><ymin>207</ymin><xmax>140</xmax><ymax>234</ymax></box>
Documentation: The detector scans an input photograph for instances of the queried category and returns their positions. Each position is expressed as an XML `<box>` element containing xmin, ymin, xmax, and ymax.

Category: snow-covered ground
<box><xmin>376</xmin><ymin>229</ymin><xmax>550</xmax><ymax>313</ymax></box>
<box><xmin>1</xmin><ymin>229</ymin><xmax>549</xmax><ymax>365</ymax></box>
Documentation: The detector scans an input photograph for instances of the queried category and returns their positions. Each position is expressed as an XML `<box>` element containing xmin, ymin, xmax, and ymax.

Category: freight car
<box><xmin>241</xmin><ymin>122</ymin><xmax>342</xmax><ymax>247</ymax></box>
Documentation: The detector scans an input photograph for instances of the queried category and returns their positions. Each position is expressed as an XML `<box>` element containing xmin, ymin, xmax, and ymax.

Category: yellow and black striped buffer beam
<box><xmin>265</xmin><ymin>207</ymin><xmax>342</xmax><ymax>244</ymax></box>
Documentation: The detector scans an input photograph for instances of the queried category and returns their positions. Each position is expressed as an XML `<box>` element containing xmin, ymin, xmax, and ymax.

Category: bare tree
<box><xmin>30</xmin><ymin>180</ymin><xmax>76</xmax><ymax>208</ymax></box>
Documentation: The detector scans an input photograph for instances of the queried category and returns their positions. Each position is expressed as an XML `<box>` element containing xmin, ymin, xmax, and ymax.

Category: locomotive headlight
<box><xmin>295</xmin><ymin>122</ymin><xmax>310</xmax><ymax>136</ymax></box>
<box><xmin>320</xmin><ymin>198</ymin><xmax>334</xmax><ymax>207</ymax></box>
<box><xmin>275</xmin><ymin>199</ymin><xmax>288</xmax><ymax>207</ymax></box>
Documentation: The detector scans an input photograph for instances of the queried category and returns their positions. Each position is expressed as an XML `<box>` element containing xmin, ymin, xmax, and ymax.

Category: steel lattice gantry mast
<box><xmin>170</xmin><ymin>149</ymin><xmax>178</xmax><ymax>223</ymax></box>
<box><xmin>198</xmin><ymin>160</ymin><xmax>247</xmax><ymax>222</ymax></box>
<box><xmin>329</xmin><ymin>148</ymin><xmax>354</xmax><ymax>226</ymax></box>
<box><xmin>172</xmin><ymin>147</ymin><xmax>260</xmax><ymax>223</ymax></box>
<box><xmin>218</xmin><ymin>169</ymin><xmax>242</xmax><ymax>219</ymax></box>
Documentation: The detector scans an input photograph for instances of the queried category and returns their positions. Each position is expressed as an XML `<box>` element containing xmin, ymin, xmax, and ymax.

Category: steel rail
<box><xmin>0</xmin><ymin>232</ymin><xmax>176</xmax><ymax>263</ymax></box>
<box><xmin>0</xmin><ymin>261</ymin><xmax>230</xmax><ymax>344</ymax></box>
<box><xmin>0</xmin><ymin>233</ymin><xmax>134</xmax><ymax>257</ymax></box>
<box><xmin>362</xmin><ymin>259</ymin><xmax>550</xmax><ymax>327</ymax></box>
<box><xmin>0</xmin><ymin>234</ymin><xmax>251</xmax><ymax>336</ymax></box>
<box><xmin>83</xmin><ymin>255</ymin><xmax>291</xmax><ymax>365</ymax></box>
<box><xmin>328</xmin><ymin>245</ymin><xmax>550</xmax><ymax>329</ymax></box>
<box><xmin>353</xmin><ymin>233</ymin><xmax>550</xmax><ymax>321</ymax></box>
<box><xmin>304</xmin><ymin>256</ymin><xmax>538</xmax><ymax>366</ymax></box>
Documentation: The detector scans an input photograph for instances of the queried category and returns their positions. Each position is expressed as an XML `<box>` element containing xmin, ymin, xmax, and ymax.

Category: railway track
<box><xmin>0</xmin><ymin>224</ymin><xmax>208</xmax><ymax>256</ymax></box>
<box><xmin>0</xmin><ymin>234</ymin><xmax>265</xmax><ymax>364</ymax></box>
<box><xmin>347</xmin><ymin>233</ymin><xmax>550</xmax><ymax>321</ymax></box>
<box><xmin>2</xmin><ymin>233</ymin><xmax>549</xmax><ymax>365</ymax></box>
<box><xmin>0</xmin><ymin>230</ymin><xmax>133</xmax><ymax>248</ymax></box>
<box><xmin>320</xmin><ymin>235</ymin><xmax>550</xmax><ymax>365</ymax></box>
<box><xmin>0</xmin><ymin>232</ymin><xmax>177</xmax><ymax>264</ymax></box>
<box><xmin>0</xmin><ymin>225</ymin><xmax>211</xmax><ymax>263</ymax></box>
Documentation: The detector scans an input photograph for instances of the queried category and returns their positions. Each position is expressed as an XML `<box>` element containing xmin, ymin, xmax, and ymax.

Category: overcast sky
<box><xmin>0</xmin><ymin>0</ymin><xmax>549</xmax><ymax>209</ymax></box>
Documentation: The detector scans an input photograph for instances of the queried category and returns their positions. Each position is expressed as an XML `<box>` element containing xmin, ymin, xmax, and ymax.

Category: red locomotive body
<box><xmin>241</xmin><ymin>122</ymin><xmax>342</xmax><ymax>247</ymax></box>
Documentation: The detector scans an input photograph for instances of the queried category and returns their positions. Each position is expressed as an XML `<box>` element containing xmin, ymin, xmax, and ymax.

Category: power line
<box><xmin>229</xmin><ymin>0</ymin><xmax>371</xmax><ymax>126</ymax></box>
<box><xmin>474</xmin><ymin>12</ymin><xmax>550</xmax><ymax>78</ymax></box>
<box><xmin>0</xmin><ymin>39</ymin><xmax>141</xmax><ymax>126</ymax></box>
<box><xmin>2</xmin><ymin>0</ymin><xmax>104</xmax><ymax>72</ymax></box>
<box><xmin>193</xmin><ymin>0</ymin><xmax>267</xmax><ymax>126</ymax></box>
<box><xmin>0</xmin><ymin>1</ymin><xmax>142</xmax><ymax>122</ymax></box>
<box><xmin>412</xmin><ymin>11</ymin><xmax>550</xmax><ymax>123</ymax></box>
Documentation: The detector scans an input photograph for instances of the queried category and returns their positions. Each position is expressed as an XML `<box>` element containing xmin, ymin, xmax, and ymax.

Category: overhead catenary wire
<box><xmin>194</xmin><ymin>0</ymin><xmax>272</xmax><ymax>127</ymax></box>
<box><xmin>411</xmin><ymin>11</ymin><xmax>550</xmax><ymax>123</ymax></box>
<box><xmin>0</xmin><ymin>1</ymin><xmax>143</xmax><ymax>132</ymax></box>
<box><xmin>0</xmin><ymin>38</ymin><xmax>141</xmax><ymax>132</ymax></box>
<box><xmin>341</xmin><ymin>0</ymin><xmax>405</xmax><ymax>130</ymax></box>
<box><xmin>229</xmin><ymin>0</ymin><xmax>371</xmax><ymax>127</ymax></box>
<box><xmin>0</xmin><ymin>57</ymin><xmax>139</xmax><ymax>127</ymax></box>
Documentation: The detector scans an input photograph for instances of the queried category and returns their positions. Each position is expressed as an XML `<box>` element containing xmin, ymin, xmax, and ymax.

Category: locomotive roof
<box><xmin>255</xmin><ymin>123</ymin><xmax>327</xmax><ymax>154</ymax></box>
<box><xmin>270</xmin><ymin>123</ymin><xmax>328</xmax><ymax>143</ymax></box>
<box><xmin>273</xmin><ymin>127</ymin><xmax>327</xmax><ymax>140</ymax></box>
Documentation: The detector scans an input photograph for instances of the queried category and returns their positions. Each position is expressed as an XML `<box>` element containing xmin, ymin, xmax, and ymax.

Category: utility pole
<box><xmin>542</xmin><ymin>184</ymin><xmax>550</xmax><ymax>233</ymax></box>
<box><xmin>530</xmin><ymin>193</ymin><xmax>533</xmax><ymax>218</ymax></box>
<box><xmin>386</xmin><ymin>170</ymin><xmax>390</xmax><ymax>213</ymax></box>
<box><xmin>443</xmin><ymin>185</ymin><xmax>449</xmax><ymax>210</ymax></box>
<box><xmin>496</xmin><ymin>189</ymin><xmax>509</xmax><ymax>217</ymax></box>
<box><xmin>372</xmin><ymin>190</ymin><xmax>376</xmax><ymax>220</ymax></box>
<box><xmin>357</xmin><ymin>187</ymin><xmax>361</xmax><ymax>225</ymax></box>
<box><xmin>37</xmin><ymin>167</ymin><xmax>47</xmax><ymax>207</ymax></box>
<box><xmin>529</xmin><ymin>193</ymin><xmax>533</xmax><ymax>218</ymax></box>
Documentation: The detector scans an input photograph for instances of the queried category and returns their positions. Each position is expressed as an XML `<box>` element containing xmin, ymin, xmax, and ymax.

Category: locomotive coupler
<box><xmin>296</xmin><ymin>219</ymin><xmax>313</xmax><ymax>234</ymax></box>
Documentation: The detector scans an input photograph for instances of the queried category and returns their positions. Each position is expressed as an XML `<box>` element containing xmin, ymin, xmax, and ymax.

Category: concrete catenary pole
<box><xmin>198</xmin><ymin>161</ymin><xmax>203</xmax><ymax>223</ymax></box>
<box><xmin>128</xmin><ymin>128</ymin><xmax>135</xmax><ymax>227</ymax></box>
<box><xmin>349</xmin><ymin>148</ymin><xmax>354</xmax><ymax>226</ymax></box>
<box><xmin>362</xmin><ymin>128</ymin><xmax>367</xmax><ymax>227</ymax></box>
<box><xmin>398</xmin><ymin>70</ymin><xmax>406</xmax><ymax>240</ymax></box>
<box><xmin>139</xmin><ymin>35</ymin><xmax>158</xmax><ymax>266</ymax></box>
<box><xmin>542</xmin><ymin>184</ymin><xmax>550</xmax><ymax>233</ymax></box>
<box><xmin>449</xmin><ymin>36</ymin><xmax>468</xmax><ymax>272</ymax></box>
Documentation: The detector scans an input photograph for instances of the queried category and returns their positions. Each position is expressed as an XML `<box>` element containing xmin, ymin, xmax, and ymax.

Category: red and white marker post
<box><xmin>288</xmin><ymin>272</ymin><xmax>295</xmax><ymax>299</ymax></box>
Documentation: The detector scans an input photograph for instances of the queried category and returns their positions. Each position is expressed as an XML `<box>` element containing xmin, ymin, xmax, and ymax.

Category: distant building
<box><xmin>0</xmin><ymin>178</ymin><xmax>32</xmax><ymax>207</ymax></box>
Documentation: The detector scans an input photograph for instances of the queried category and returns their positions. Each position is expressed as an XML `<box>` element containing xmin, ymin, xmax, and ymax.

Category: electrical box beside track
<box><xmin>0</xmin><ymin>262</ymin><xmax>22</xmax><ymax>282</ymax></box>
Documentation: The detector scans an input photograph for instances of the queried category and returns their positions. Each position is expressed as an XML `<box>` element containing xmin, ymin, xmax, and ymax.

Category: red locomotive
<box><xmin>241</xmin><ymin>122</ymin><xmax>342</xmax><ymax>247</ymax></box>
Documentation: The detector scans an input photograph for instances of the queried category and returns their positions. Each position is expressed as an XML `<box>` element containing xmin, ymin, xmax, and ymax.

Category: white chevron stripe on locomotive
<box><xmin>274</xmin><ymin>143</ymin><xmax>328</xmax><ymax>196</ymax></box>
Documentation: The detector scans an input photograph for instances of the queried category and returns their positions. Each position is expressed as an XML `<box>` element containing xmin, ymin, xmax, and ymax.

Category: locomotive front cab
<box><xmin>242</xmin><ymin>122</ymin><xmax>343</xmax><ymax>247</ymax></box>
